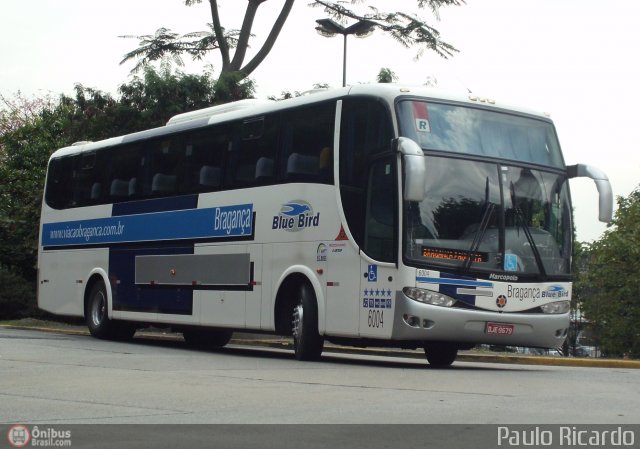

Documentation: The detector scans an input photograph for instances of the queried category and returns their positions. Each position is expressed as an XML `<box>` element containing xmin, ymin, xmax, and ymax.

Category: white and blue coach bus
<box><xmin>38</xmin><ymin>84</ymin><xmax>612</xmax><ymax>366</ymax></box>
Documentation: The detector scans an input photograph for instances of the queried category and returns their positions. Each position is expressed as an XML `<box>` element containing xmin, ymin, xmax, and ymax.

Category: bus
<box><xmin>38</xmin><ymin>84</ymin><xmax>613</xmax><ymax>366</ymax></box>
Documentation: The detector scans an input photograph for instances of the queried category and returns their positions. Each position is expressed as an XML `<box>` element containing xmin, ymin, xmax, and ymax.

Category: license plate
<box><xmin>486</xmin><ymin>322</ymin><xmax>515</xmax><ymax>336</ymax></box>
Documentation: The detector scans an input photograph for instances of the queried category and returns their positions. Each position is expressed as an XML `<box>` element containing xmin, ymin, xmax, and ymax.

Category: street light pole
<box><xmin>315</xmin><ymin>18</ymin><xmax>375</xmax><ymax>87</ymax></box>
<box><xmin>342</xmin><ymin>33</ymin><xmax>348</xmax><ymax>87</ymax></box>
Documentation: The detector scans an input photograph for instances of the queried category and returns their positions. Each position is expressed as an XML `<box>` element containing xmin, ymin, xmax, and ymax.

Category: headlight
<box><xmin>540</xmin><ymin>301</ymin><xmax>570</xmax><ymax>314</ymax></box>
<box><xmin>403</xmin><ymin>287</ymin><xmax>456</xmax><ymax>307</ymax></box>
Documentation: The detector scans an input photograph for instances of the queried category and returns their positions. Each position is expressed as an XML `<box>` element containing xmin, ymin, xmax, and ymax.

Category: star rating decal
<box><xmin>362</xmin><ymin>287</ymin><xmax>393</xmax><ymax>309</ymax></box>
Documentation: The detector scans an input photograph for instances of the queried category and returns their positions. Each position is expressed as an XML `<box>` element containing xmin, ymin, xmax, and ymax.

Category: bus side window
<box><xmin>78</xmin><ymin>152</ymin><xmax>105</xmax><ymax>206</ymax></box>
<box><xmin>281</xmin><ymin>102</ymin><xmax>335</xmax><ymax>184</ymax></box>
<box><xmin>109</xmin><ymin>144</ymin><xmax>144</xmax><ymax>201</ymax></box>
<box><xmin>45</xmin><ymin>156</ymin><xmax>76</xmax><ymax>209</ymax></box>
<box><xmin>148</xmin><ymin>138</ymin><xmax>182</xmax><ymax>196</ymax></box>
<box><xmin>186</xmin><ymin>126</ymin><xmax>228</xmax><ymax>193</ymax></box>
<box><xmin>229</xmin><ymin>115</ymin><xmax>278</xmax><ymax>188</ymax></box>
<box><xmin>365</xmin><ymin>157</ymin><xmax>396</xmax><ymax>262</ymax></box>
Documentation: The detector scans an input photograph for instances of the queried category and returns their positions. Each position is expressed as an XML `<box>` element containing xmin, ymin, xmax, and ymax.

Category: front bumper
<box><xmin>391</xmin><ymin>292</ymin><xmax>569</xmax><ymax>348</ymax></box>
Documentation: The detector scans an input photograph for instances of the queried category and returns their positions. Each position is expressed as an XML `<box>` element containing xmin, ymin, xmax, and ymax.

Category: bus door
<box><xmin>359</xmin><ymin>260</ymin><xmax>394</xmax><ymax>338</ymax></box>
<box><xmin>358</xmin><ymin>155</ymin><xmax>397</xmax><ymax>338</ymax></box>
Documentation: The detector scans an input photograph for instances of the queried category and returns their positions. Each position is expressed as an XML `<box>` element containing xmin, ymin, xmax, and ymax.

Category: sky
<box><xmin>2</xmin><ymin>0</ymin><xmax>639</xmax><ymax>242</ymax></box>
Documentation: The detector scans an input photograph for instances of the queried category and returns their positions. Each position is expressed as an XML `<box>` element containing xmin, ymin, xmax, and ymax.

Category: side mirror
<box><xmin>394</xmin><ymin>137</ymin><xmax>426</xmax><ymax>202</ymax></box>
<box><xmin>567</xmin><ymin>164</ymin><xmax>613</xmax><ymax>223</ymax></box>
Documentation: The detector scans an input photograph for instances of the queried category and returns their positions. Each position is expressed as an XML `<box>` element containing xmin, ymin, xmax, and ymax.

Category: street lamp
<box><xmin>315</xmin><ymin>18</ymin><xmax>375</xmax><ymax>87</ymax></box>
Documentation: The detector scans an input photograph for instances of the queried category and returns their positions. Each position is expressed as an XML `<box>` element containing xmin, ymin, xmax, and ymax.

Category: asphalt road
<box><xmin>1</xmin><ymin>327</ymin><xmax>638</xmax><ymax>425</ymax></box>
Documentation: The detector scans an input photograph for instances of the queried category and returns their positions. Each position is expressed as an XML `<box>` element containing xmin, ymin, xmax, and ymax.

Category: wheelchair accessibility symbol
<box><xmin>367</xmin><ymin>264</ymin><xmax>377</xmax><ymax>282</ymax></box>
<box><xmin>504</xmin><ymin>254</ymin><xmax>518</xmax><ymax>272</ymax></box>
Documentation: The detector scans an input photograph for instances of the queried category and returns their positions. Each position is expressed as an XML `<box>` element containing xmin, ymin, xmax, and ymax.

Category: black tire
<box><xmin>424</xmin><ymin>343</ymin><xmax>458</xmax><ymax>367</ymax></box>
<box><xmin>86</xmin><ymin>280</ymin><xmax>135</xmax><ymax>341</ymax></box>
<box><xmin>183</xmin><ymin>329</ymin><xmax>233</xmax><ymax>348</ymax></box>
<box><xmin>292</xmin><ymin>283</ymin><xmax>324</xmax><ymax>361</ymax></box>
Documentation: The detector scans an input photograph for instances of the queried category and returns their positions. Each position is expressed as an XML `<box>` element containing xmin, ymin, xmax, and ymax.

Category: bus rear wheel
<box><xmin>292</xmin><ymin>283</ymin><xmax>324</xmax><ymax>361</ymax></box>
<box><xmin>86</xmin><ymin>280</ymin><xmax>135</xmax><ymax>341</ymax></box>
<box><xmin>424</xmin><ymin>343</ymin><xmax>458</xmax><ymax>367</ymax></box>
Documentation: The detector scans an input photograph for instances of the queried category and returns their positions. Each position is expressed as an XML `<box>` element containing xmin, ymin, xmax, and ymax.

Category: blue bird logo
<box><xmin>281</xmin><ymin>202</ymin><xmax>311</xmax><ymax>216</ymax></box>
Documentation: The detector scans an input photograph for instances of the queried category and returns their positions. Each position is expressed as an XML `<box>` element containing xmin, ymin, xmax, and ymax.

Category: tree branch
<box><xmin>210</xmin><ymin>0</ymin><xmax>231</xmax><ymax>70</ymax></box>
<box><xmin>239</xmin><ymin>0</ymin><xmax>295</xmax><ymax>76</ymax></box>
<box><xmin>309</xmin><ymin>0</ymin><xmax>462</xmax><ymax>58</ymax></box>
<box><xmin>229</xmin><ymin>0</ymin><xmax>263</xmax><ymax>71</ymax></box>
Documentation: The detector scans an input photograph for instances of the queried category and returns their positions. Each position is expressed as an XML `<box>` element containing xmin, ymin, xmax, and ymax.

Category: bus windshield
<box><xmin>403</xmin><ymin>156</ymin><xmax>573</xmax><ymax>278</ymax></box>
<box><xmin>397</xmin><ymin>100</ymin><xmax>565</xmax><ymax>169</ymax></box>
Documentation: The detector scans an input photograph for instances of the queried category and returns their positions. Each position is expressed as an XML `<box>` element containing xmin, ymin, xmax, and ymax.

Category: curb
<box><xmin>2</xmin><ymin>323</ymin><xmax>638</xmax><ymax>369</ymax></box>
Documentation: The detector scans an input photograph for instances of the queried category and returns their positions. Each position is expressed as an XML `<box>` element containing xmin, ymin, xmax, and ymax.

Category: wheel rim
<box><xmin>292</xmin><ymin>303</ymin><xmax>303</xmax><ymax>343</ymax></box>
<box><xmin>91</xmin><ymin>291</ymin><xmax>106</xmax><ymax>327</ymax></box>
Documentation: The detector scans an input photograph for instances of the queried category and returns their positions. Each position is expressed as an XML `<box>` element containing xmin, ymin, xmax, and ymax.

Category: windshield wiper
<box><xmin>510</xmin><ymin>182</ymin><xmax>547</xmax><ymax>278</ymax></box>
<box><xmin>462</xmin><ymin>202</ymin><xmax>495</xmax><ymax>273</ymax></box>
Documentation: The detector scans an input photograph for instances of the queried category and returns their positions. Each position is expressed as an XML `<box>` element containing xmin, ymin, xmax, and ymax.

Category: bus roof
<box><xmin>49</xmin><ymin>84</ymin><xmax>552</xmax><ymax>160</ymax></box>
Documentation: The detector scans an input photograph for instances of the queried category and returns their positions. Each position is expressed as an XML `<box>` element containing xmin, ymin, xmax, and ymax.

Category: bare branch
<box><xmin>229</xmin><ymin>0</ymin><xmax>262</xmax><ymax>71</ymax></box>
<box><xmin>240</xmin><ymin>0</ymin><xmax>296</xmax><ymax>76</ymax></box>
<box><xmin>211</xmin><ymin>0</ymin><xmax>231</xmax><ymax>70</ymax></box>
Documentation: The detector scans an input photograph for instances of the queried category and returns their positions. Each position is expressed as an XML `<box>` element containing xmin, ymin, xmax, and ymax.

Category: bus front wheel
<box><xmin>86</xmin><ymin>280</ymin><xmax>135</xmax><ymax>341</ymax></box>
<box><xmin>292</xmin><ymin>283</ymin><xmax>324</xmax><ymax>361</ymax></box>
<box><xmin>424</xmin><ymin>343</ymin><xmax>458</xmax><ymax>367</ymax></box>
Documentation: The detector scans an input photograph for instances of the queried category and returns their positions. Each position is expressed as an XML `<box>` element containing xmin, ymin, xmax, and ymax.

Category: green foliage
<box><xmin>118</xmin><ymin>67</ymin><xmax>220</xmax><ymax>128</ymax></box>
<box><xmin>377</xmin><ymin>68</ymin><xmax>398</xmax><ymax>83</ymax></box>
<box><xmin>212</xmin><ymin>71</ymin><xmax>256</xmax><ymax>104</ymax></box>
<box><xmin>267</xmin><ymin>83</ymin><xmax>331</xmax><ymax>101</ymax></box>
<box><xmin>577</xmin><ymin>189</ymin><xmax>640</xmax><ymax>358</ymax></box>
<box><xmin>0</xmin><ymin>267</ymin><xmax>37</xmax><ymax>319</ymax></box>
<box><xmin>0</xmin><ymin>67</ymin><xmax>227</xmax><ymax>319</ymax></box>
<box><xmin>311</xmin><ymin>1</ymin><xmax>464</xmax><ymax>58</ymax></box>
<box><xmin>0</xmin><ymin>103</ymin><xmax>71</xmax><ymax>285</ymax></box>
<box><xmin>120</xmin><ymin>26</ymin><xmax>241</xmax><ymax>73</ymax></box>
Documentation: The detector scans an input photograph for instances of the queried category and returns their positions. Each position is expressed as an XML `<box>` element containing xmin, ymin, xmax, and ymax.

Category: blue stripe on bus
<box><xmin>416</xmin><ymin>277</ymin><xmax>494</xmax><ymax>288</ymax></box>
<box><xmin>41</xmin><ymin>203</ymin><xmax>254</xmax><ymax>247</ymax></box>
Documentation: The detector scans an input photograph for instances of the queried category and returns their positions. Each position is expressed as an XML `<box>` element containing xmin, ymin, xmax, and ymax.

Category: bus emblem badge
<box><xmin>272</xmin><ymin>200</ymin><xmax>320</xmax><ymax>232</ymax></box>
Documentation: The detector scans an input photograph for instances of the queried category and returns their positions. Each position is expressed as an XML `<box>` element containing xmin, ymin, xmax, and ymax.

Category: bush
<box><xmin>0</xmin><ymin>267</ymin><xmax>37</xmax><ymax>319</ymax></box>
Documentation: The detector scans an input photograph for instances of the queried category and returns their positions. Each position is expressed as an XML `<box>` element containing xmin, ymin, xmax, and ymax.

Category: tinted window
<box><xmin>228</xmin><ymin>115</ymin><xmax>279</xmax><ymax>187</ymax></box>
<box><xmin>281</xmin><ymin>102</ymin><xmax>335</xmax><ymax>184</ymax></box>
<box><xmin>365</xmin><ymin>156</ymin><xmax>396</xmax><ymax>262</ymax></box>
<box><xmin>339</xmin><ymin>97</ymin><xmax>394</xmax><ymax>253</ymax></box>
<box><xmin>183</xmin><ymin>126</ymin><xmax>229</xmax><ymax>193</ymax></box>
<box><xmin>44</xmin><ymin>100</ymin><xmax>339</xmax><ymax>209</ymax></box>
<box><xmin>108</xmin><ymin>145</ymin><xmax>145</xmax><ymax>200</ymax></box>
<box><xmin>45</xmin><ymin>156</ymin><xmax>76</xmax><ymax>209</ymax></box>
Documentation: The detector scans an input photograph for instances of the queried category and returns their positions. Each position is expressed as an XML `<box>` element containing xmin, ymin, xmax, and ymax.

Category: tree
<box><xmin>377</xmin><ymin>68</ymin><xmax>398</xmax><ymax>83</ymax></box>
<box><xmin>121</xmin><ymin>1</ymin><xmax>465</xmax><ymax>89</ymax></box>
<box><xmin>577</xmin><ymin>188</ymin><xmax>640</xmax><ymax>358</ymax></box>
<box><xmin>116</xmin><ymin>66</ymin><xmax>227</xmax><ymax>129</ymax></box>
